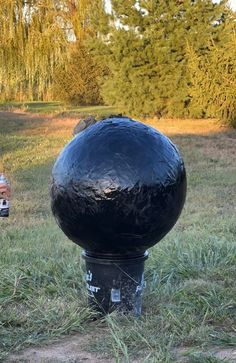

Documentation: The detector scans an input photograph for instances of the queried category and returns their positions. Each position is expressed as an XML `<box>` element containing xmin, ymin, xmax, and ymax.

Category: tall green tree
<box><xmin>93</xmin><ymin>0</ymin><xmax>229</xmax><ymax>117</ymax></box>
<box><xmin>188</xmin><ymin>13</ymin><xmax>236</xmax><ymax>127</ymax></box>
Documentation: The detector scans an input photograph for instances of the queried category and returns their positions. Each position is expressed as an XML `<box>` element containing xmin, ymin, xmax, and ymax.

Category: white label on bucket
<box><xmin>86</xmin><ymin>270</ymin><xmax>93</xmax><ymax>282</ymax></box>
<box><xmin>135</xmin><ymin>273</ymin><xmax>146</xmax><ymax>294</ymax></box>
<box><xmin>111</xmin><ymin>288</ymin><xmax>121</xmax><ymax>302</ymax></box>
<box><xmin>86</xmin><ymin>283</ymin><xmax>100</xmax><ymax>293</ymax></box>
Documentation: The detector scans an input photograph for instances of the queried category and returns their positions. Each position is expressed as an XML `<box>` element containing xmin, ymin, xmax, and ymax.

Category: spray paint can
<box><xmin>0</xmin><ymin>173</ymin><xmax>11</xmax><ymax>217</ymax></box>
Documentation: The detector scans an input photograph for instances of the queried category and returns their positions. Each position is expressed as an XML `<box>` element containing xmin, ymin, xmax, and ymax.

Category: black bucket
<box><xmin>82</xmin><ymin>251</ymin><xmax>148</xmax><ymax>316</ymax></box>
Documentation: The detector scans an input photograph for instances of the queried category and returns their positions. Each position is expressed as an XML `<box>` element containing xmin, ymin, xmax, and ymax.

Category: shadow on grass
<box><xmin>0</xmin><ymin>111</ymin><xmax>52</xmax><ymax>135</ymax></box>
<box><xmin>15</xmin><ymin>157</ymin><xmax>55</xmax><ymax>190</ymax></box>
<box><xmin>0</xmin><ymin>103</ymin><xmax>118</xmax><ymax>119</ymax></box>
<box><xmin>0</xmin><ymin>101</ymin><xmax>62</xmax><ymax>113</ymax></box>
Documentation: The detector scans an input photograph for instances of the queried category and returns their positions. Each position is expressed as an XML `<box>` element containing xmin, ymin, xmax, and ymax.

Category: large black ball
<box><xmin>51</xmin><ymin>117</ymin><xmax>186</xmax><ymax>257</ymax></box>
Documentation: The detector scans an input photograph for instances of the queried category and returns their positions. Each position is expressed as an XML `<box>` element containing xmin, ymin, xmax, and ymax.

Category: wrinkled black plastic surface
<box><xmin>51</xmin><ymin>117</ymin><xmax>186</xmax><ymax>257</ymax></box>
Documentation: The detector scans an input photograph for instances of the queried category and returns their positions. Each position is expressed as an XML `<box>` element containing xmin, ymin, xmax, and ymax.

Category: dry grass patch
<box><xmin>147</xmin><ymin>117</ymin><xmax>226</xmax><ymax>135</ymax></box>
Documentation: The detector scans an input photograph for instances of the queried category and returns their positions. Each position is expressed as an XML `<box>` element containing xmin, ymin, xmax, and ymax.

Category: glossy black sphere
<box><xmin>51</xmin><ymin>117</ymin><xmax>186</xmax><ymax>257</ymax></box>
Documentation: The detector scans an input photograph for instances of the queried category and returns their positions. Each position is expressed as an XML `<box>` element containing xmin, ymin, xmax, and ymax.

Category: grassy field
<box><xmin>0</xmin><ymin>101</ymin><xmax>117</xmax><ymax>118</ymax></box>
<box><xmin>0</xmin><ymin>110</ymin><xmax>236</xmax><ymax>362</ymax></box>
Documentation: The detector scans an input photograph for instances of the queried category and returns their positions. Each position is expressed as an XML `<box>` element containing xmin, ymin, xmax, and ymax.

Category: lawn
<box><xmin>0</xmin><ymin>109</ymin><xmax>236</xmax><ymax>362</ymax></box>
<box><xmin>0</xmin><ymin>101</ymin><xmax>117</xmax><ymax>118</ymax></box>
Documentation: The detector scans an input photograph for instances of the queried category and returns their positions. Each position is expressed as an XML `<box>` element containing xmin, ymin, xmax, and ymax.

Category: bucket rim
<box><xmin>82</xmin><ymin>250</ymin><xmax>148</xmax><ymax>264</ymax></box>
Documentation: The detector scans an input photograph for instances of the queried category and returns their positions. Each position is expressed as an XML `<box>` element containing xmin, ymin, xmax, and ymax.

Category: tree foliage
<box><xmin>93</xmin><ymin>0</ymin><xmax>230</xmax><ymax>118</ymax></box>
<box><xmin>0</xmin><ymin>0</ymin><xmax>96</xmax><ymax>101</ymax></box>
<box><xmin>188</xmin><ymin>16</ymin><xmax>236</xmax><ymax>127</ymax></box>
<box><xmin>53</xmin><ymin>44</ymin><xmax>104</xmax><ymax>105</ymax></box>
<box><xmin>1</xmin><ymin>0</ymin><xmax>236</xmax><ymax>126</ymax></box>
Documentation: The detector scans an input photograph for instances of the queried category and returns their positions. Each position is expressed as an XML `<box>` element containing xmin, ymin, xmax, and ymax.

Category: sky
<box><xmin>221</xmin><ymin>0</ymin><xmax>236</xmax><ymax>9</ymax></box>
<box><xmin>228</xmin><ymin>0</ymin><xmax>236</xmax><ymax>9</ymax></box>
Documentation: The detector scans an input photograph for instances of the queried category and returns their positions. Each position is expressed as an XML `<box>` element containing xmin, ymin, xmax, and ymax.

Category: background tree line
<box><xmin>0</xmin><ymin>0</ymin><xmax>235</xmax><ymax>127</ymax></box>
<box><xmin>0</xmin><ymin>0</ymin><xmax>102</xmax><ymax>103</ymax></box>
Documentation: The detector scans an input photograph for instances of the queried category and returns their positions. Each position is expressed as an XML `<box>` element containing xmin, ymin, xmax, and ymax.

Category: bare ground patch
<box><xmin>6</xmin><ymin>332</ymin><xmax>114</xmax><ymax>363</ymax></box>
<box><xmin>174</xmin><ymin>347</ymin><xmax>236</xmax><ymax>362</ymax></box>
<box><xmin>6</xmin><ymin>335</ymin><xmax>236</xmax><ymax>363</ymax></box>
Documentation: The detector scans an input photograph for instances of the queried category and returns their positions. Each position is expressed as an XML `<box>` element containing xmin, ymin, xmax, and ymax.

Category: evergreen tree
<box><xmin>94</xmin><ymin>0</ymin><xmax>229</xmax><ymax>117</ymax></box>
<box><xmin>188</xmin><ymin>12</ymin><xmax>236</xmax><ymax>127</ymax></box>
<box><xmin>53</xmin><ymin>43</ymin><xmax>104</xmax><ymax>105</ymax></box>
<box><xmin>52</xmin><ymin>1</ymin><xmax>106</xmax><ymax>106</ymax></box>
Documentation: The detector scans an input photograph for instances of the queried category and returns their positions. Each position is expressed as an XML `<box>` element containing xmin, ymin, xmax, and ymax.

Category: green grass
<box><xmin>0</xmin><ymin>101</ymin><xmax>117</xmax><ymax>118</ymax></box>
<box><xmin>0</xmin><ymin>113</ymin><xmax>235</xmax><ymax>362</ymax></box>
<box><xmin>184</xmin><ymin>352</ymin><xmax>231</xmax><ymax>363</ymax></box>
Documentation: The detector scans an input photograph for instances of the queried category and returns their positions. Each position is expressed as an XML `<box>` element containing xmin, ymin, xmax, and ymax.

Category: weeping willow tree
<box><xmin>0</xmin><ymin>0</ymin><xmax>94</xmax><ymax>101</ymax></box>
